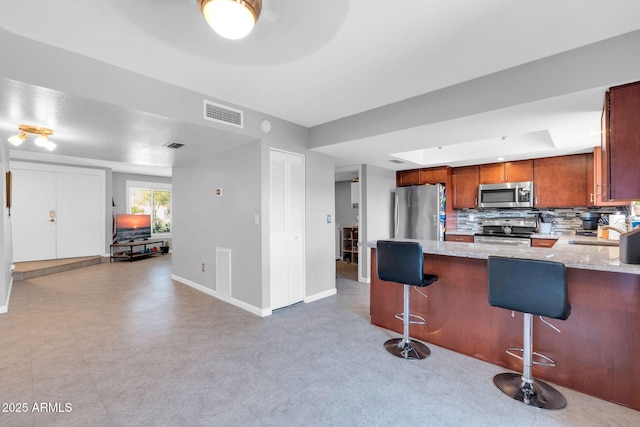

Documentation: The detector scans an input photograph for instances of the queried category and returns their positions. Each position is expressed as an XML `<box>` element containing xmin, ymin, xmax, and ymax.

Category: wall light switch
<box><xmin>254</xmin><ymin>214</ymin><xmax>260</xmax><ymax>225</ymax></box>
<box><xmin>327</xmin><ymin>215</ymin><xmax>331</xmax><ymax>224</ymax></box>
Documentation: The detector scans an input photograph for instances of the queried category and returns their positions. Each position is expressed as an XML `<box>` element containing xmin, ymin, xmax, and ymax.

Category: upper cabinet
<box><xmin>602</xmin><ymin>81</ymin><xmax>640</xmax><ymax>201</ymax></box>
<box><xmin>533</xmin><ymin>154</ymin><xmax>588</xmax><ymax>208</ymax></box>
<box><xmin>452</xmin><ymin>166</ymin><xmax>479</xmax><ymax>208</ymax></box>
<box><xmin>396</xmin><ymin>169</ymin><xmax>421</xmax><ymax>186</ymax></box>
<box><xmin>396</xmin><ymin>166</ymin><xmax>450</xmax><ymax>187</ymax></box>
<box><xmin>421</xmin><ymin>166</ymin><xmax>449</xmax><ymax>184</ymax></box>
<box><xmin>590</xmin><ymin>147</ymin><xmax>628</xmax><ymax>206</ymax></box>
<box><xmin>479</xmin><ymin>160</ymin><xmax>533</xmax><ymax>184</ymax></box>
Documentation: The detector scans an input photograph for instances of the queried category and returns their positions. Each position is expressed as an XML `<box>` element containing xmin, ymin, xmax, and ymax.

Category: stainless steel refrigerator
<box><xmin>394</xmin><ymin>184</ymin><xmax>445</xmax><ymax>240</ymax></box>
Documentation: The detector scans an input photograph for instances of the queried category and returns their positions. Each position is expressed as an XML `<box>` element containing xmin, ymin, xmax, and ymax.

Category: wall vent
<box><xmin>216</xmin><ymin>247</ymin><xmax>232</xmax><ymax>299</ymax></box>
<box><xmin>165</xmin><ymin>142</ymin><xmax>184</xmax><ymax>149</ymax></box>
<box><xmin>204</xmin><ymin>100</ymin><xmax>243</xmax><ymax>128</ymax></box>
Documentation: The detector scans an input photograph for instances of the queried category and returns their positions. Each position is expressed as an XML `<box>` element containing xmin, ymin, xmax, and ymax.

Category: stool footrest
<box><xmin>394</xmin><ymin>312</ymin><xmax>426</xmax><ymax>325</ymax></box>
<box><xmin>505</xmin><ymin>347</ymin><xmax>557</xmax><ymax>367</ymax></box>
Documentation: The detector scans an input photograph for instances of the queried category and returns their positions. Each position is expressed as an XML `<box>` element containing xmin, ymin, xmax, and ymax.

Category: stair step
<box><xmin>12</xmin><ymin>256</ymin><xmax>104</xmax><ymax>281</ymax></box>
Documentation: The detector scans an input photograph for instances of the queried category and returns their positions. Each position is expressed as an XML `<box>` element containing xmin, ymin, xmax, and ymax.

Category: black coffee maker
<box><xmin>576</xmin><ymin>211</ymin><xmax>600</xmax><ymax>236</ymax></box>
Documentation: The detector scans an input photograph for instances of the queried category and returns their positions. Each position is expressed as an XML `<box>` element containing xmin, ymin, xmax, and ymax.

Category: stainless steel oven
<box><xmin>474</xmin><ymin>217</ymin><xmax>536</xmax><ymax>247</ymax></box>
<box><xmin>478</xmin><ymin>181</ymin><xmax>533</xmax><ymax>208</ymax></box>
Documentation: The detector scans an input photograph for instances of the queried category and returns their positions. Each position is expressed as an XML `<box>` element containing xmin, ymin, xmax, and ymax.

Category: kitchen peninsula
<box><xmin>367</xmin><ymin>238</ymin><xmax>640</xmax><ymax>411</ymax></box>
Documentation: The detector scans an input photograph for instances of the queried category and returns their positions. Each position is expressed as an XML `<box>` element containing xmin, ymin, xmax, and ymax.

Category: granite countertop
<box><xmin>365</xmin><ymin>235</ymin><xmax>640</xmax><ymax>275</ymax></box>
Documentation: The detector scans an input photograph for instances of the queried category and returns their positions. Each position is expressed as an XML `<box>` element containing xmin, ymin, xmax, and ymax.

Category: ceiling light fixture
<box><xmin>7</xmin><ymin>124</ymin><xmax>56</xmax><ymax>151</ymax></box>
<box><xmin>198</xmin><ymin>0</ymin><xmax>262</xmax><ymax>40</ymax></box>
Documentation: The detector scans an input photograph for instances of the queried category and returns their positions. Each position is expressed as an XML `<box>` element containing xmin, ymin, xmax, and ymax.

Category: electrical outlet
<box><xmin>201</xmin><ymin>263</ymin><xmax>205</xmax><ymax>272</ymax></box>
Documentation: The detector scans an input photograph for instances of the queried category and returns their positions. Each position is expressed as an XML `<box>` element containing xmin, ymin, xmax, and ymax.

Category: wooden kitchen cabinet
<box><xmin>396</xmin><ymin>166</ymin><xmax>449</xmax><ymax>187</ymax></box>
<box><xmin>479</xmin><ymin>160</ymin><xmax>533</xmax><ymax>184</ymax></box>
<box><xmin>589</xmin><ymin>147</ymin><xmax>629</xmax><ymax>206</ymax></box>
<box><xmin>396</xmin><ymin>169</ymin><xmax>421</xmax><ymax>186</ymax></box>
<box><xmin>602</xmin><ymin>81</ymin><xmax>640</xmax><ymax>201</ymax></box>
<box><xmin>420</xmin><ymin>166</ymin><xmax>449</xmax><ymax>184</ymax></box>
<box><xmin>533</xmin><ymin>154</ymin><xmax>588</xmax><ymax>207</ymax></box>
<box><xmin>452</xmin><ymin>165</ymin><xmax>479</xmax><ymax>208</ymax></box>
<box><xmin>445</xmin><ymin>234</ymin><xmax>474</xmax><ymax>243</ymax></box>
<box><xmin>530</xmin><ymin>238</ymin><xmax>557</xmax><ymax>248</ymax></box>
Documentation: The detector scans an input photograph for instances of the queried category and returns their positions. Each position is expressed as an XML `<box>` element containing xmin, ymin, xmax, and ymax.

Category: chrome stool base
<box><xmin>493</xmin><ymin>373</ymin><xmax>567</xmax><ymax>409</ymax></box>
<box><xmin>384</xmin><ymin>338</ymin><xmax>431</xmax><ymax>360</ymax></box>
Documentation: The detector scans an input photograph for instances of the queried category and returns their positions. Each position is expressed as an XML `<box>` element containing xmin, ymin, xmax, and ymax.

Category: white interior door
<box><xmin>56</xmin><ymin>172</ymin><xmax>103</xmax><ymax>258</ymax></box>
<box><xmin>11</xmin><ymin>169</ymin><xmax>57</xmax><ymax>262</ymax></box>
<box><xmin>11</xmin><ymin>163</ymin><xmax>105</xmax><ymax>262</ymax></box>
<box><xmin>270</xmin><ymin>150</ymin><xmax>305</xmax><ymax>310</ymax></box>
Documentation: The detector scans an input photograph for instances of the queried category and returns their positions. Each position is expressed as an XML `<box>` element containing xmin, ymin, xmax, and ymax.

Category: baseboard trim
<box><xmin>0</xmin><ymin>277</ymin><xmax>14</xmax><ymax>314</ymax></box>
<box><xmin>171</xmin><ymin>274</ymin><xmax>270</xmax><ymax>317</ymax></box>
<box><xmin>305</xmin><ymin>287</ymin><xmax>337</xmax><ymax>303</ymax></box>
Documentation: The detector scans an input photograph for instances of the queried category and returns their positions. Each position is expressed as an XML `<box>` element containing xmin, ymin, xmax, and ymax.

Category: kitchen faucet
<box><xmin>600</xmin><ymin>225</ymin><xmax>627</xmax><ymax>235</ymax></box>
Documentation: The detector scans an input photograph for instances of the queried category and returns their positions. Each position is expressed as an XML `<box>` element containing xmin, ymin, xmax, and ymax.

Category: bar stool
<box><xmin>487</xmin><ymin>256</ymin><xmax>571</xmax><ymax>409</ymax></box>
<box><xmin>376</xmin><ymin>240</ymin><xmax>438</xmax><ymax>360</ymax></box>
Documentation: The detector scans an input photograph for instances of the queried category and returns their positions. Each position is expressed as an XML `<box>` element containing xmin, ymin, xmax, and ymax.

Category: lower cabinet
<box><xmin>531</xmin><ymin>238</ymin><xmax>557</xmax><ymax>248</ymax></box>
<box><xmin>445</xmin><ymin>234</ymin><xmax>474</xmax><ymax>243</ymax></box>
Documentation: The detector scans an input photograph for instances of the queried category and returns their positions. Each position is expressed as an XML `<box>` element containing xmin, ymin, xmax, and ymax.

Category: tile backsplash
<box><xmin>453</xmin><ymin>206</ymin><xmax>631</xmax><ymax>234</ymax></box>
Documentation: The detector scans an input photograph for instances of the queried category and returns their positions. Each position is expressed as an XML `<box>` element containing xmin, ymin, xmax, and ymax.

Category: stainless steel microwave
<box><xmin>478</xmin><ymin>181</ymin><xmax>534</xmax><ymax>208</ymax></box>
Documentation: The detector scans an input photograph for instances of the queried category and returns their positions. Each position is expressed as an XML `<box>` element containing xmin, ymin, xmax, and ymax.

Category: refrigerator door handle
<box><xmin>394</xmin><ymin>194</ymin><xmax>399</xmax><ymax>238</ymax></box>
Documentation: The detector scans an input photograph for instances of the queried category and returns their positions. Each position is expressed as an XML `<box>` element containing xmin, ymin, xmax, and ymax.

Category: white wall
<box><xmin>304</xmin><ymin>151</ymin><xmax>335</xmax><ymax>300</ymax></box>
<box><xmin>0</xmin><ymin>29</ymin><xmax>337</xmax><ymax>316</ymax></box>
<box><xmin>172</xmin><ymin>141</ymin><xmax>262</xmax><ymax>310</ymax></box>
<box><xmin>309</xmin><ymin>30</ymin><xmax>640</xmax><ymax>148</ymax></box>
<box><xmin>0</xmin><ymin>142</ymin><xmax>11</xmax><ymax>313</ymax></box>
<box><xmin>359</xmin><ymin>164</ymin><xmax>396</xmax><ymax>282</ymax></box>
<box><xmin>335</xmin><ymin>181</ymin><xmax>359</xmax><ymax>229</ymax></box>
<box><xmin>335</xmin><ymin>180</ymin><xmax>359</xmax><ymax>260</ymax></box>
<box><xmin>172</xmin><ymin>136</ymin><xmax>336</xmax><ymax>315</ymax></box>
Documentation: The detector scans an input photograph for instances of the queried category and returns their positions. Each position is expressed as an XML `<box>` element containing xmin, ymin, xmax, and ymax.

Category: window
<box><xmin>126</xmin><ymin>180</ymin><xmax>171</xmax><ymax>238</ymax></box>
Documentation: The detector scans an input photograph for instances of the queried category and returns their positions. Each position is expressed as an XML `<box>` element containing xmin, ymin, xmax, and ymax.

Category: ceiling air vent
<box><xmin>165</xmin><ymin>142</ymin><xmax>184</xmax><ymax>149</ymax></box>
<box><xmin>203</xmin><ymin>100</ymin><xmax>243</xmax><ymax>128</ymax></box>
<box><xmin>389</xmin><ymin>159</ymin><xmax>405</xmax><ymax>164</ymax></box>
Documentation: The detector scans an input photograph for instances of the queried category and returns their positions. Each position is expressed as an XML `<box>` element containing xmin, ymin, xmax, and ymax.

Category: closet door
<box><xmin>11</xmin><ymin>163</ymin><xmax>105</xmax><ymax>262</ymax></box>
<box><xmin>56</xmin><ymin>172</ymin><xmax>103</xmax><ymax>258</ymax></box>
<box><xmin>270</xmin><ymin>150</ymin><xmax>305</xmax><ymax>310</ymax></box>
<box><xmin>11</xmin><ymin>169</ymin><xmax>57</xmax><ymax>262</ymax></box>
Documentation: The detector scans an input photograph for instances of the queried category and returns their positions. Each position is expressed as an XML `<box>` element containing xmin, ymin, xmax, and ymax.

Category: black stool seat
<box><xmin>488</xmin><ymin>256</ymin><xmax>571</xmax><ymax>409</ymax></box>
<box><xmin>376</xmin><ymin>240</ymin><xmax>438</xmax><ymax>360</ymax></box>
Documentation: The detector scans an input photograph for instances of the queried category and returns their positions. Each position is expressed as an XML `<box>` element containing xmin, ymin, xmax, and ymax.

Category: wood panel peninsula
<box><xmin>366</xmin><ymin>237</ymin><xmax>640</xmax><ymax>411</ymax></box>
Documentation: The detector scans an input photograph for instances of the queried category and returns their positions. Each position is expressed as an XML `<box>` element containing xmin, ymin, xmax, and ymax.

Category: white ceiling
<box><xmin>1</xmin><ymin>0</ymin><xmax>640</xmax><ymax>178</ymax></box>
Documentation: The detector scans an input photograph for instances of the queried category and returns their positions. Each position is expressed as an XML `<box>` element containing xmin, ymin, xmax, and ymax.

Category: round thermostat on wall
<box><xmin>260</xmin><ymin>120</ymin><xmax>272</xmax><ymax>133</ymax></box>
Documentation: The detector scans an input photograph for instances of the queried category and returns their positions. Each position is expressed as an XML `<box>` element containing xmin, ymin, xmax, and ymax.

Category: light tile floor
<box><xmin>1</xmin><ymin>255</ymin><xmax>639</xmax><ymax>426</ymax></box>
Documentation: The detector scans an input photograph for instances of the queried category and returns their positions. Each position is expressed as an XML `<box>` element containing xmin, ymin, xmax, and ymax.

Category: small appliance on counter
<box><xmin>576</xmin><ymin>211</ymin><xmax>600</xmax><ymax>237</ymax></box>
